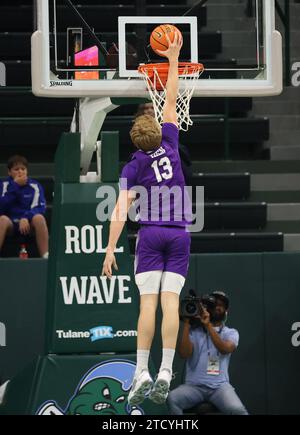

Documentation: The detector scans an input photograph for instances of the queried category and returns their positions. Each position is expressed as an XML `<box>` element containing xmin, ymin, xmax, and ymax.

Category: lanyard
<box><xmin>206</xmin><ymin>325</ymin><xmax>223</xmax><ymax>357</ymax></box>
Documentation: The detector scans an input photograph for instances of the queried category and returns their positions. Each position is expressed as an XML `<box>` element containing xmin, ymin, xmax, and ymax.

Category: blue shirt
<box><xmin>185</xmin><ymin>325</ymin><xmax>239</xmax><ymax>389</ymax></box>
<box><xmin>0</xmin><ymin>177</ymin><xmax>46</xmax><ymax>222</ymax></box>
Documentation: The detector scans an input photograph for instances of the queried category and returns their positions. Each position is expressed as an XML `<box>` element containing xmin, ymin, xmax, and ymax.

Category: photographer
<box><xmin>168</xmin><ymin>291</ymin><xmax>248</xmax><ymax>415</ymax></box>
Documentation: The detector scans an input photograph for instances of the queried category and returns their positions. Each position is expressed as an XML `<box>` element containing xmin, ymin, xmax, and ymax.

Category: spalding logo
<box><xmin>50</xmin><ymin>81</ymin><xmax>73</xmax><ymax>87</ymax></box>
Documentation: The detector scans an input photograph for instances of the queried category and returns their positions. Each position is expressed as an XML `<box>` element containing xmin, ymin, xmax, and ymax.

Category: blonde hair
<box><xmin>130</xmin><ymin>115</ymin><xmax>162</xmax><ymax>152</ymax></box>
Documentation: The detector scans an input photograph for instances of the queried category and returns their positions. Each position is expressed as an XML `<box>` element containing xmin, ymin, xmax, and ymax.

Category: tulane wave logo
<box><xmin>37</xmin><ymin>360</ymin><xmax>143</xmax><ymax>415</ymax></box>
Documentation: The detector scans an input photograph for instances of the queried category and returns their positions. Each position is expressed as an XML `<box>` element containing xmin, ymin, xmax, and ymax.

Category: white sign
<box><xmin>60</xmin><ymin>275</ymin><xmax>132</xmax><ymax>305</ymax></box>
<box><xmin>65</xmin><ymin>225</ymin><xmax>124</xmax><ymax>254</ymax></box>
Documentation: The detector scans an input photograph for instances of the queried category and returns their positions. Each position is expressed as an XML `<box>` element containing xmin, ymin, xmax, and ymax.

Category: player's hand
<box><xmin>102</xmin><ymin>248</ymin><xmax>118</xmax><ymax>279</ymax></box>
<box><xmin>14</xmin><ymin>174</ymin><xmax>28</xmax><ymax>186</ymax></box>
<box><xmin>19</xmin><ymin>218</ymin><xmax>31</xmax><ymax>235</ymax></box>
<box><xmin>157</xmin><ymin>31</ymin><xmax>183</xmax><ymax>62</ymax></box>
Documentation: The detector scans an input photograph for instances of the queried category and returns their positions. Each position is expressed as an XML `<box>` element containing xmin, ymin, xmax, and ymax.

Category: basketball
<box><xmin>150</xmin><ymin>24</ymin><xmax>182</xmax><ymax>56</ymax></box>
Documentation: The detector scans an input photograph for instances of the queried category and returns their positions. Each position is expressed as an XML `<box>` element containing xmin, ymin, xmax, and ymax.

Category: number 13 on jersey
<box><xmin>151</xmin><ymin>157</ymin><xmax>173</xmax><ymax>183</ymax></box>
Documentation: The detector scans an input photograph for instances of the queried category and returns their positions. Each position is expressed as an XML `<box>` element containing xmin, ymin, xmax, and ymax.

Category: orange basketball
<box><xmin>150</xmin><ymin>24</ymin><xmax>182</xmax><ymax>57</ymax></box>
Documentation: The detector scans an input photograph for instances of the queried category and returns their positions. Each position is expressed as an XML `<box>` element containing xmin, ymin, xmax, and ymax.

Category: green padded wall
<box><xmin>0</xmin><ymin>260</ymin><xmax>47</xmax><ymax>381</ymax></box>
<box><xmin>101</xmin><ymin>132</ymin><xmax>119</xmax><ymax>183</ymax></box>
<box><xmin>263</xmin><ymin>253</ymin><xmax>300</xmax><ymax>415</ymax></box>
<box><xmin>1</xmin><ymin>254</ymin><xmax>300</xmax><ymax>414</ymax></box>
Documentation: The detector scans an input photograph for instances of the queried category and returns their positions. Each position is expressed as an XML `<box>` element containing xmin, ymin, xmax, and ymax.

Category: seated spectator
<box><xmin>168</xmin><ymin>291</ymin><xmax>248</xmax><ymax>415</ymax></box>
<box><xmin>135</xmin><ymin>103</ymin><xmax>193</xmax><ymax>184</ymax></box>
<box><xmin>0</xmin><ymin>155</ymin><xmax>49</xmax><ymax>258</ymax></box>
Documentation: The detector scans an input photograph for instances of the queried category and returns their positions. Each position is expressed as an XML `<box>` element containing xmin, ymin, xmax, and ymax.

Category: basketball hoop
<box><xmin>138</xmin><ymin>62</ymin><xmax>204</xmax><ymax>132</ymax></box>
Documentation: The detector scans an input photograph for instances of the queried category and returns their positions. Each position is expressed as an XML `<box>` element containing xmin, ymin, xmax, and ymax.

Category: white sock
<box><xmin>42</xmin><ymin>252</ymin><xmax>49</xmax><ymax>259</ymax></box>
<box><xmin>135</xmin><ymin>349</ymin><xmax>150</xmax><ymax>375</ymax></box>
<box><xmin>159</xmin><ymin>348</ymin><xmax>175</xmax><ymax>373</ymax></box>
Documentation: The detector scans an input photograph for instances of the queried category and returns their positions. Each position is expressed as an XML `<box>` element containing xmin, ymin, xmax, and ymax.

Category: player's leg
<box><xmin>148</xmin><ymin>290</ymin><xmax>181</xmax><ymax>404</ymax></box>
<box><xmin>149</xmin><ymin>227</ymin><xmax>190</xmax><ymax>404</ymax></box>
<box><xmin>128</xmin><ymin>280</ymin><xmax>161</xmax><ymax>406</ymax></box>
<box><xmin>161</xmin><ymin>290</ymin><xmax>181</xmax><ymax>348</ymax></box>
<box><xmin>30</xmin><ymin>214</ymin><xmax>49</xmax><ymax>257</ymax></box>
<box><xmin>0</xmin><ymin>215</ymin><xmax>14</xmax><ymax>252</ymax></box>
<box><xmin>128</xmin><ymin>227</ymin><xmax>164</xmax><ymax>406</ymax></box>
<box><xmin>128</xmin><ymin>291</ymin><xmax>159</xmax><ymax>406</ymax></box>
<box><xmin>137</xmin><ymin>293</ymin><xmax>159</xmax><ymax>351</ymax></box>
<box><xmin>134</xmin><ymin>227</ymin><xmax>165</xmax><ymax>354</ymax></box>
<box><xmin>160</xmin><ymin>228</ymin><xmax>190</xmax><ymax>368</ymax></box>
<box><xmin>149</xmin><ymin>289</ymin><xmax>183</xmax><ymax>405</ymax></box>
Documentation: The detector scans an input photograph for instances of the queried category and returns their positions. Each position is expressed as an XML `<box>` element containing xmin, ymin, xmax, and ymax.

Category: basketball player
<box><xmin>102</xmin><ymin>31</ymin><xmax>191</xmax><ymax>405</ymax></box>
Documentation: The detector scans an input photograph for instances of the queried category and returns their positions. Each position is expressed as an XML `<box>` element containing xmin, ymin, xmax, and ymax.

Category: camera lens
<box><xmin>186</xmin><ymin>302</ymin><xmax>197</xmax><ymax>316</ymax></box>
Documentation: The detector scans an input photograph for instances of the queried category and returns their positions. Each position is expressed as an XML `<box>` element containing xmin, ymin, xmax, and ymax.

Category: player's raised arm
<box><xmin>157</xmin><ymin>32</ymin><xmax>183</xmax><ymax>126</ymax></box>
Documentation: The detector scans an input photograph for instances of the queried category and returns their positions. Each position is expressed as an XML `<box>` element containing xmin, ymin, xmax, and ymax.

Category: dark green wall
<box><xmin>0</xmin><ymin>259</ymin><xmax>47</xmax><ymax>382</ymax></box>
<box><xmin>0</xmin><ymin>253</ymin><xmax>300</xmax><ymax>415</ymax></box>
<box><xmin>263</xmin><ymin>253</ymin><xmax>300</xmax><ymax>415</ymax></box>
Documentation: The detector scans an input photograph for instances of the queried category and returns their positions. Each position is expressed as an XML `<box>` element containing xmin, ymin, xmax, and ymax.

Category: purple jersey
<box><xmin>120</xmin><ymin>123</ymin><xmax>192</xmax><ymax>227</ymax></box>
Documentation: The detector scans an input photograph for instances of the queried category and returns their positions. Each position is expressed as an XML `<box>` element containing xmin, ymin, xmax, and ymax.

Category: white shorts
<box><xmin>135</xmin><ymin>271</ymin><xmax>185</xmax><ymax>296</ymax></box>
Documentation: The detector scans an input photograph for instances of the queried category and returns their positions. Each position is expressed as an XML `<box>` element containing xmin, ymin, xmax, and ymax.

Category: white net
<box><xmin>139</xmin><ymin>63</ymin><xmax>203</xmax><ymax>132</ymax></box>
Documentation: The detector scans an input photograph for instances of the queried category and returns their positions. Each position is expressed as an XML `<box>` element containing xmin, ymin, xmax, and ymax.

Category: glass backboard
<box><xmin>32</xmin><ymin>0</ymin><xmax>282</xmax><ymax>98</ymax></box>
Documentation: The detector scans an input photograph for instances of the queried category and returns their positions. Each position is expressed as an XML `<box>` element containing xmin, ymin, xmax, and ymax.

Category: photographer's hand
<box><xmin>202</xmin><ymin>309</ymin><xmax>211</xmax><ymax>326</ymax></box>
<box><xmin>196</xmin><ymin>308</ymin><xmax>211</xmax><ymax>327</ymax></box>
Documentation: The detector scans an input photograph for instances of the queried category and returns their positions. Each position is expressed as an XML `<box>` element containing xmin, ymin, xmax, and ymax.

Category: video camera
<box><xmin>180</xmin><ymin>289</ymin><xmax>217</xmax><ymax>319</ymax></box>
